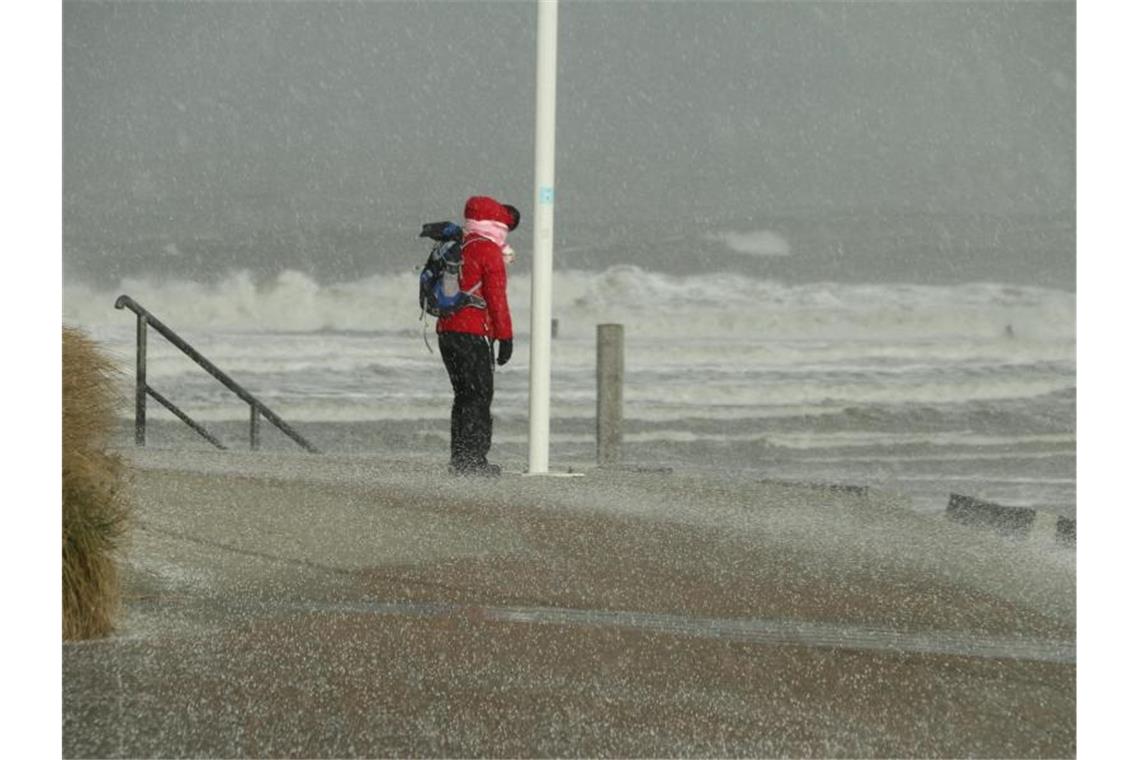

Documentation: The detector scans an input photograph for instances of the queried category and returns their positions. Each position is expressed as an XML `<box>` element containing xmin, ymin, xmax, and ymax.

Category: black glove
<box><xmin>496</xmin><ymin>338</ymin><xmax>513</xmax><ymax>366</ymax></box>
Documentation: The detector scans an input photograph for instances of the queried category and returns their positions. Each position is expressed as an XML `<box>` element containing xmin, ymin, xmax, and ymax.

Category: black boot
<box><xmin>449</xmin><ymin>460</ymin><xmax>501</xmax><ymax>477</ymax></box>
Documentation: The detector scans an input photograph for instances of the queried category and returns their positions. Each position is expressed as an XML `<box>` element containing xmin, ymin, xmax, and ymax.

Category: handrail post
<box><xmin>135</xmin><ymin>313</ymin><xmax>148</xmax><ymax>446</ymax></box>
<box><xmin>250</xmin><ymin>405</ymin><xmax>260</xmax><ymax>450</ymax></box>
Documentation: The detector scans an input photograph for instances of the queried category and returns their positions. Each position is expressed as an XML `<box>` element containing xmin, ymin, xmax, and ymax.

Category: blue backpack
<box><xmin>418</xmin><ymin>221</ymin><xmax>487</xmax><ymax>318</ymax></box>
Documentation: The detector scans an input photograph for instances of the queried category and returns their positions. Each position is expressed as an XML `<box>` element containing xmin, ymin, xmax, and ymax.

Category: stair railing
<box><xmin>115</xmin><ymin>295</ymin><xmax>320</xmax><ymax>453</ymax></box>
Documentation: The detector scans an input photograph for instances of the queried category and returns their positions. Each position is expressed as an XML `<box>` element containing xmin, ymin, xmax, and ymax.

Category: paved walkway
<box><xmin>63</xmin><ymin>449</ymin><xmax>1075</xmax><ymax>757</ymax></box>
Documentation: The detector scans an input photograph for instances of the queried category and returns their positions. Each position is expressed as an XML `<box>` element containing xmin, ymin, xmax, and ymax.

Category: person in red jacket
<box><xmin>437</xmin><ymin>195</ymin><xmax>519</xmax><ymax>476</ymax></box>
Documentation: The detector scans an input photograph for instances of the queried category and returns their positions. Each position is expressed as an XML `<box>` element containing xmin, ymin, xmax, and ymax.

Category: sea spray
<box><xmin>65</xmin><ymin>269</ymin><xmax>1074</xmax><ymax>516</ymax></box>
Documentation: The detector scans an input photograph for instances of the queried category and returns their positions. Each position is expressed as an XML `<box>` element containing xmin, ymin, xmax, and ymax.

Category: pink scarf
<box><xmin>464</xmin><ymin>218</ymin><xmax>508</xmax><ymax>249</ymax></box>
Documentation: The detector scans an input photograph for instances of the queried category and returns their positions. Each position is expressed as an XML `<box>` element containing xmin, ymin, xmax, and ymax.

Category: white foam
<box><xmin>64</xmin><ymin>267</ymin><xmax>1075</xmax><ymax>343</ymax></box>
<box><xmin>704</xmin><ymin>229</ymin><xmax>792</xmax><ymax>257</ymax></box>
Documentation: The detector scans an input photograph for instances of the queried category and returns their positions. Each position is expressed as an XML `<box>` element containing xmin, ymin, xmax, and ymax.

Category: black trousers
<box><xmin>438</xmin><ymin>332</ymin><xmax>494</xmax><ymax>468</ymax></box>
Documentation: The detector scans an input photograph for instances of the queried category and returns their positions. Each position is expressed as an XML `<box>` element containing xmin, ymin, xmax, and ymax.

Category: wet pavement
<box><xmin>63</xmin><ymin>449</ymin><xmax>1075</xmax><ymax>757</ymax></box>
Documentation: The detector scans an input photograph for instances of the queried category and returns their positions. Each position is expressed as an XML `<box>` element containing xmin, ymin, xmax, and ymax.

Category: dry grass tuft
<box><xmin>62</xmin><ymin>326</ymin><xmax>130</xmax><ymax>640</ymax></box>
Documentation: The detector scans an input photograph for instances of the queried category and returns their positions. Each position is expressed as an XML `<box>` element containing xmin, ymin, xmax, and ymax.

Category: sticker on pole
<box><xmin>539</xmin><ymin>186</ymin><xmax>555</xmax><ymax>205</ymax></box>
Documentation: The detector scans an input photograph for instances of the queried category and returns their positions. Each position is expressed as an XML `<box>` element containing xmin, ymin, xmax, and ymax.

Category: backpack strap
<box><xmin>459</xmin><ymin>236</ymin><xmax>491</xmax><ymax>300</ymax></box>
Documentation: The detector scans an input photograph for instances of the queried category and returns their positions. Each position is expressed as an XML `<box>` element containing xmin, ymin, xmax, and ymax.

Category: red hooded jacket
<box><xmin>436</xmin><ymin>196</ymin><xmax>514</xmax><ymax>340</ymax></box>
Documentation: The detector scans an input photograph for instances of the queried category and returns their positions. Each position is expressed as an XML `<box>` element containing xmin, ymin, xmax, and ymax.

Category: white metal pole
<box><xmin>528</xmin><ymin>0</ymin><xmax>558</xmax><ymax>474</ymax></box>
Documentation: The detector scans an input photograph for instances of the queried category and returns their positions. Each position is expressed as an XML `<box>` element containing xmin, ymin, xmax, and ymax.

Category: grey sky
<box><xmin>63</xmin><ymin>1</ymin><xmax>1074</xmax><ymax>282</ymax></box>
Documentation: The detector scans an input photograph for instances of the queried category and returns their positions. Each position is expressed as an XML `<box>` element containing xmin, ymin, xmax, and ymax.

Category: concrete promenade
<box><xmin>63</xmin><ymin>449</ymin><xmax>1075</xmax><ymax>757</ymax></box>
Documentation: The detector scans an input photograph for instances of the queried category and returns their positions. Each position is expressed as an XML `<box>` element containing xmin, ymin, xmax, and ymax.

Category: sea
<box><xmin>62</xmin><ymin>218</ymin><xmax>1076</xmax><ymax>519</ymax></box>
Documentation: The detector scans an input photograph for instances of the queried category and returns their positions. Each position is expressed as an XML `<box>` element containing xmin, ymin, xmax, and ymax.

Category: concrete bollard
<box><xmin>946</xmin><ymin>493</ymin><xmax>1035</xmax><ymax>538</ymax></box>
<box><xmin>1056</xmin><ymin>516</ymin><xmax>1076</xmax><ymax>544</ymax></box>
<box><xmin>947</xmin><ymin>493</ymin><xmax>1075</xmax><ymax>546</ymax></box>
<box><xmin>1031</xmin><ymin>512</ymin><xmax>1077</xmax><ymax>546</ymax></box>
<box><xmin>596</xmin><ymin>324</ymin><xmax>624</xmax><ymax>467</ymax></box>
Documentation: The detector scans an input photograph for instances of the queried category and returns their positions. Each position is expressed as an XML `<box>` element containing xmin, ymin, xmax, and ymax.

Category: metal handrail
<box><xmin>115</xmin><ymin>295</ymin><xmax>319</xmax><ymax>453</ymax></box>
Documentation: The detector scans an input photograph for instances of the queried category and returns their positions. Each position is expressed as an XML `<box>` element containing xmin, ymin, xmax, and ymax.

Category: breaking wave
<box><xmin>64</xmin><ymin>266</ymin><xmax>1074</xmax><ymax>342</ymax></box>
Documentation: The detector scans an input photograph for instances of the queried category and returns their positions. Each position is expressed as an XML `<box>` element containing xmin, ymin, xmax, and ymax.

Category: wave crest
<box><xmin>64</xmin><ymin>266</ymin><xmax>1075</xmax><ymax>341</ymax></box>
